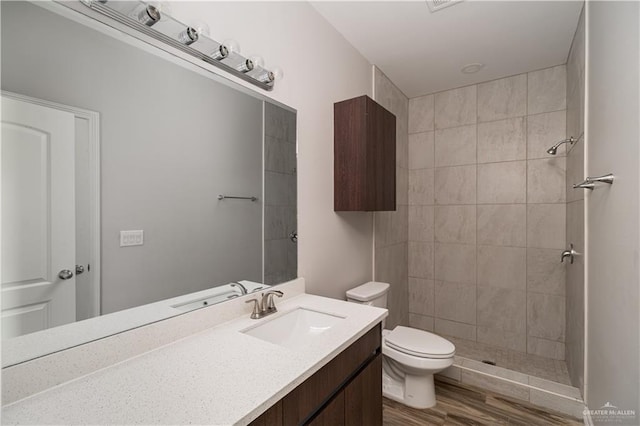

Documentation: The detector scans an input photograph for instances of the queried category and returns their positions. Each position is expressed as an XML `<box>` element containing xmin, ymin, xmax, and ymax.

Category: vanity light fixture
<box><xmin>79</xmin><ymin>0</ymin><xmax>280</xmax><ymax>91</ymax></box>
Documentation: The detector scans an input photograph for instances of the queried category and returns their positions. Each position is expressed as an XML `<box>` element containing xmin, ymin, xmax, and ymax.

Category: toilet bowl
<box><xmin>346</xmin><ymin>282</ymin><xmax>455</xmax><ymax>409</ymax></box>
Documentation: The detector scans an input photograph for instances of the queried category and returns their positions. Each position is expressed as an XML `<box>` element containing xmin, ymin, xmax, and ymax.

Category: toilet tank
<box><xmin>346</xmin><ymin>281</ymin><xmax>390</xmax><ymax>308</ymax></box>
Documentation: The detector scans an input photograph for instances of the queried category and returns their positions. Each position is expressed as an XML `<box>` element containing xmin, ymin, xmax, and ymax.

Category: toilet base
<box><xmin>382</xmin><ymin>361</ymin><xmax>437</xmax><ymax>409</ymax></box>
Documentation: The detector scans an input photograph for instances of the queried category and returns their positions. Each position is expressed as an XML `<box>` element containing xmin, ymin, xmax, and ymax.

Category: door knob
<box><xmin>58</xmin><ymin>269</ymin><xmax>74</xmax><ymax>280</ymax></box>
<box><xmin>289</xmin><ymin>231</ymin><xmax>298</xmax><ymax>243</ymax></box>
<box><xmin>76</xmin><ymin>265</ymin><xmax>85</xmax><ymax>275</ymax></box>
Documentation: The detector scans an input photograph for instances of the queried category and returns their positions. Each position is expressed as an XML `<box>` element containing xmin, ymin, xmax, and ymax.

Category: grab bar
<box><xmin>217</xmin><ymin>194</ymin><xmax>258</xmax><ymax>202</ymax></box>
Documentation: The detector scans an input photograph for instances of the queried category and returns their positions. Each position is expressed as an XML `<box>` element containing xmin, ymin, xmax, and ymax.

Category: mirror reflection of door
<box><xmin>1</xmin><ymin>96</ymin><xmax>77</xmax><ymax>338</ymax></box>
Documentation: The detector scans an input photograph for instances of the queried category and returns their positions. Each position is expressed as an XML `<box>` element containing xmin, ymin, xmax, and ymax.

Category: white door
<box><xmin>585</xmin><ymin>1</ymin><xmax>639</xmax><ymax>415</ymax></box>
<box><xmin>1</xmin><ymin>95</ymin><xmax>76</xmax><ymax>339</ymax></box>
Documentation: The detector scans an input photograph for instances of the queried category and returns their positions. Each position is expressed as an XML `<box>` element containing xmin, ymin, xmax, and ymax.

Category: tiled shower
<box><xmin>373</xmin><ymin>6</ymin><xmax>585</xmax><ymax>398</ymax></box>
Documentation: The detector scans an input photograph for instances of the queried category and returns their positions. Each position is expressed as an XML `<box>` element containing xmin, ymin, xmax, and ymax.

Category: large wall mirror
<box><xmin>1</xmin><ymin>0</ymin><xmax>297</xmax><ymax>366</ymax></box>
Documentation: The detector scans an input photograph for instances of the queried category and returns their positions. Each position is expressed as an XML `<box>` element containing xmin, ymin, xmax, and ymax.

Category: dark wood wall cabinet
<box><xmin>250</xmin><ymin>324</ymin><xmax>382</xmax><ymax>426</ymax></box>
<box><xmin>334</xmin><ymin>95</ymin><xmax>396</xmax><ymax>211</ymax></box>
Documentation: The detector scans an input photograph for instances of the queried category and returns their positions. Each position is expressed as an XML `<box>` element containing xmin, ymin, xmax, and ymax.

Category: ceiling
<box><xmin>311</xmin><ymin>1</ymin><xmax>583</xmax><ymax>98</ymax></box>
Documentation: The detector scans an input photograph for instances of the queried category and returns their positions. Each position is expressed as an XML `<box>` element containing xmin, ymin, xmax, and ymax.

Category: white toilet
<box><xmin>346</xmin><ymin>281</ymin><xmax>455</xmax><ymax>409</ymax></box>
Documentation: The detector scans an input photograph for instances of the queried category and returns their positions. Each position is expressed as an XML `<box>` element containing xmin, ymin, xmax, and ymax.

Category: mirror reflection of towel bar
<box><xmin>217</xmin><ymin>195</ymin><xmax>258</xmax><ymax>202</ymax></box>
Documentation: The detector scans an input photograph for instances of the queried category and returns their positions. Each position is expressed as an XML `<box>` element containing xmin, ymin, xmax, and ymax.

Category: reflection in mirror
<box><xmin>0</xmin><ymin>0</ymin><xmax>296</xmax><ymax>366</ymax></box>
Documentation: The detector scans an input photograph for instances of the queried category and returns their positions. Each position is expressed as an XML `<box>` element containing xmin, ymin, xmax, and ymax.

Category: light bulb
<box><xmin>249</xmin><ymin>55</ymin><xmax>264</xmax><ymax>69</ymax></box>
<box><xmin>148</xmin><ymin>1</ymin><xmax>171</xmax><ymax>16</ymax></box>
<box><xmin>178</xmin><ymin>27</ymin><xmax>199</xmax><ymax>45</ymax></box>
<box><xmin>187</xmin><ymin>20</ymin><xmax>210</xmax><ymax>37</ymax></box>
<box><xmin>236</xmin><ymin>59</ymin><xmax>255</xmax><ymax>73</ymax></box>
<box><xmin>137</xmin><ymin>4</ymin><xmax>161</xmax><ymax>26</ymax></box>
<box><xmin>210</xmin><ymin>44</ymin><xmax>229</xmax><ymax>60</ymax></box>
<box><xmin>270</xmin><ymin>67</ymin><xmax>284</xmax><ymax>81</ymax></box>
<box><xmin>222</xmin><ymin>39</ymin><xmax>240</xmax><ymax>55</ymax></box>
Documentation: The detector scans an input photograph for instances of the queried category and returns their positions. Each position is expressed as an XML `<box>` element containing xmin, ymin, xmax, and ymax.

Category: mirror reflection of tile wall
<box><xmin>263</xmin><ymin>103</ymin><xmax>297</xmax><ymax>285</ymax></box>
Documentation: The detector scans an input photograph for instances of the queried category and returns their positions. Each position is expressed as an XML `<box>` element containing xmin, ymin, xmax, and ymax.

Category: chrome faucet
<box><xmin>561</xmin><ymin>244</ymin><xmax>577</xmax><ymax>264</ymax></box>
<box><xmin>245</xmin><ymin>290</ymin><xmax>284</xmax><ymax>319</ymax></box>
<box><xmin>230</xmin><ymin>282</ymin><xmax>248</xmax><ymax>295</ymax></box>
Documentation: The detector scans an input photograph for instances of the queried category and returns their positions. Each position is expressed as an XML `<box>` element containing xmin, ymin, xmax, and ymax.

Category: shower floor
<box><xmin>445</xmin><ymin>336</ymin><xmax>572</xmax><ymax>385</ymax></box>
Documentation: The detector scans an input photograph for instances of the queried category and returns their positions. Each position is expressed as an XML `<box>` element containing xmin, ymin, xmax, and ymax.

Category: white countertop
<box><xmin>1</xmin><ymin>293</ymin><xmax>387</xmax><ymax>425</ymax></box>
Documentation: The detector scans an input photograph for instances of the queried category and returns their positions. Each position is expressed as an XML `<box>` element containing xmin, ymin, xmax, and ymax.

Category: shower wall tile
<box><xmin>527</xmin><ymin>248</ymin><xmax>566</xmax><ymax>296</ymax></box>
<box><xmin>477</xmin><ymin>74</ymin><xmax>527</xmax><ymax>122</ymax></box>
<box><xmin>408</xmin><ymin>277</ymin><xmax>434</xmax><ymax>316</ymax></box>
<box><xmin>477</xmin><ymin>117</ymin><xmax>526</xmax><ymax>163</ymax></box>
<box><xmin>434</xmin><ymin>124</ymin><xmax>477</xmax><ymax>167</ymax></box>
<box><xmin>376</xmin><ymin>242</ymin><xmax>409</xmax><ymax>329</ymax></box>
<box><xmin>477</xmin><ymin>326</ymin><xmax>527</xmax><ymax>353</ymax></box>
<box><xmin>374</xmin><ymin>67</ymin><xmax>409</xmax><ymax>328</ymax></box>
<box><xmin>408</xmin><ymin>131</ymin><xmax>435</xmax><ymax>170</ymax></box>
<box><xmin>406</xmin><ymin>65</ymin><xmax>569</xmax><ymax>361</ymax></box>
<box><xmin>528</xmin><ymin>293</ymin><xmax>566</xmax><ymax>342</ymax></box>
<box><xmin>434</xmin><ymin>243</ymin><xmax>476</xmax><ymax>284</ymax></box>
<box><xmin>435</xmin><ymin>281</ymin><xmax>477</xmax><ymax>324</ymax></box>
<box><xmin>409</xmin><ymin>94</ymin><xmax>434</xmax><ymax>133</ymax></box>
<box><xmin>434</xmin><ymin>205</ymin><xmax>476</xmax><ymax>245</ymax></box>
<box><xmin>408</xmin><ymin>206</ymin><xmax>434</xmax><ymax>242</ymax></box>
<box><xmin>527</xmin><ymin>204</ymin><xmax>566</xmax><ymax>249</ymax></box>
<box><xmin>477</xmin><ymin>161</ymin><xmax>527</xmax><ymax>204</ymax></box>
<box><xmin>434</xmin><ymin>165</ymin><xmax>476</xmax><ymax>205</ymax></box>
<box><xmin>409</xmin><ymin>169</ymin><xmax>434</xmax><ymax>206</ymax></box>
<box><xmin>477</xmin><ymin>204</ymin><xmax>527</xmax><ymax>247</ymax></box>
<box><xmin>564</xmin><ymin>9</ymin><xmax>585</xmax><ymax>390</ymax></box>
<box><xmin>566</xmin><ymin>136</ymin><xmax>585</xmax><ymax>202</ymax></box>
<box><xmin>434</xmin><ymin>85</ymin><xmax>477</xmax><ymax>129</ymax></box>
<box><xmin>409</xmin><ymin>241</ymin><xmax>434</xmax><ymax>279</ymax></box>
<box><xmin>397</xmin><ymin>167</ymin><xmax>409</xmax><ymax>205</ymax></box>
<box><xmin>477</xmin><ymin>287</ymin><xmax>526</xmax><ymax>333</ymax></box>
<box><xmin>477</xmin><ymin>245</ymin><xmax>526</xmax><ymax>290</ymax></box>
<box><xmin>527</xmin><ymin>157</ymin><xmax>566</xmax><ymax>204</ymax></box>
<box><xmin>409</xmin><ymin>313</ymin><xmax>434</xmax><ymax>332</ymax></box>
<box><xmin>375</xmin><ymin>206</ymin><xmax>408</xmax><ymax>248</ymax></box>
<box><xmin>409</xmin><ymin>169</ymin><xmax>434</xmax><ymax>205</ymax></box>
<box><xmin>435</xmin><ymin>318</ymin><xmax>477</xmax><ymax>341</ymax></box>
<box><xmin>528</xmin><ymin>65</ymin><xmax>567</xmax><ymax>115</ymax></box>
<box><xmin>527</xmin><ymin>111</ymin><xmax>567</xmax><ymax>159</ymax></box>
<box><xmin>528</xmin><ymin>336</ymin><xmax>566</xmax><ymax>361</ymax></box>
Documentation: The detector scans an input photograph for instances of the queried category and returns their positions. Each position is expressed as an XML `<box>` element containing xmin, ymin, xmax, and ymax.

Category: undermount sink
<box><xmin>242</xmin><ymin>308</ymin><xmax>345</xmax><ymax>349</ymax></box>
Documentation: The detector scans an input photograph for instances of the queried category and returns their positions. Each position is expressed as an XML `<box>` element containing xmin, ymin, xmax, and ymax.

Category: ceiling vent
<box><xmin>426</xmin><ymin>0</ymin><xmax>463</xmax><ymax>13</ymax></box>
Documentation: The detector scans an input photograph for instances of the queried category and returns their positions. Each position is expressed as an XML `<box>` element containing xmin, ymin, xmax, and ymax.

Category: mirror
<box><xmin>0</xmin><ymin>0</ymin><xmax>297</xmax><ymax>366</ymax></box>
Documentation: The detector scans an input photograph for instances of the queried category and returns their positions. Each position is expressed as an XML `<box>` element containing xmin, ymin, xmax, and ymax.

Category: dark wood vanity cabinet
<box><xmin>250</xmin><ymin>324</ymin><xmax>382</xmax><ymax>426</ymax></box>
<box><xmin>334</xmin><ymin>95</ymin><xmax>396</xmax><ymax>212</ymax></box>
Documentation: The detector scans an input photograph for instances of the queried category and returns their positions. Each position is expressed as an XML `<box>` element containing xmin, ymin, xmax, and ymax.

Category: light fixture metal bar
<box><xmin>78</xmin><ymin>0</ymin><xmax>274</xmax><ymax>91</ymax></box>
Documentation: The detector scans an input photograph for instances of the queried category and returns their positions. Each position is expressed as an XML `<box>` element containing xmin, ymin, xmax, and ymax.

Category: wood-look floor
<box><xmin>383</xmin><ymin>378</ymin><xmax>582</xmax><ymax>426</ymax></box>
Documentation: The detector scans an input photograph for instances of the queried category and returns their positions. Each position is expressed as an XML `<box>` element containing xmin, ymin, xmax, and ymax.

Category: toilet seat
<box><xmin>384</xmin><ymin>326</ymin><xmax>455</xmax><ymax>359</ymax></box>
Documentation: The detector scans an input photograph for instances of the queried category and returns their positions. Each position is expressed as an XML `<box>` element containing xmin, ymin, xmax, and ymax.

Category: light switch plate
<box><xmin>120</xmin><ymin>230</ymin><xmax>144</xmax><ymax>247</ymax></box>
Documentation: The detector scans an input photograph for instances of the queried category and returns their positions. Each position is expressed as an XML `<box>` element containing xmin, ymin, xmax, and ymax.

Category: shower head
<box><xmin>546</xmin><ymin>137</ymin><xmax>577</xmax><ymax>155</ymax></box>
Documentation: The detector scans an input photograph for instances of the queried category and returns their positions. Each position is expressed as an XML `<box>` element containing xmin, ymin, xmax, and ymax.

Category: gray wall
<box><xmin>374</xmin><ymin>67</ymin><xmax>409</xmax><ymax>329</ymax></box>
<box><xmin>1</xmin><ymin>2</ymin><xmax>262</xmax><ymax>314</ymax></box>
<box><xmin>565</xmin><ymin>5</ymin><xmax>585</xmax><ymax>393</ymax></box>
<box><xmin>407</xmin><ymin>67</ymin><xmax>569</xmax><ymax>361</ymax></box>
<box><xmin>586</xmin><ymin>1</ymin><xmax>640</xmax><ymax>421</ymax></box>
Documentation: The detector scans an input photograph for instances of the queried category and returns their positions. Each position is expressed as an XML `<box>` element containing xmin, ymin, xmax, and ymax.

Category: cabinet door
<box><xmin>308</xmin><ymin>391</ymin><xmax>345</xmax><ymax>426</ymax></box>
<box><xmin>344</xmin><ymin>353</ymin><xmax>382</xmax><ymax>426</ymax></box>
<box><xmin>365</xmin><ymin>97</ymin><xmax>396</xmax><ymax>211</ymax></box>
<box><xmin>250</xmin><ymin>401</ymin><xmax>282</xmax><ymax>426</ymax></box>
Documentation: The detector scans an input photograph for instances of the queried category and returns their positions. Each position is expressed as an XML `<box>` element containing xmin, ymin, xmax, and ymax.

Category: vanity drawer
<box><xmin>250</xmin><ymin>323</ymin><xmax>382</xmax><ymax>426</ymax></box>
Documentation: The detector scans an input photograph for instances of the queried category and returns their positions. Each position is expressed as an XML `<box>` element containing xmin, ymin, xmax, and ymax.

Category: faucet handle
<box><xmin>262</xmin><ymin>290</ymin><xmax>283</xmax><ymax>313</ymax></box>
<box><xmin>245</xmin><ymin>298</ymin><xmax>261</xmax><ymax>319</ymax></box>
